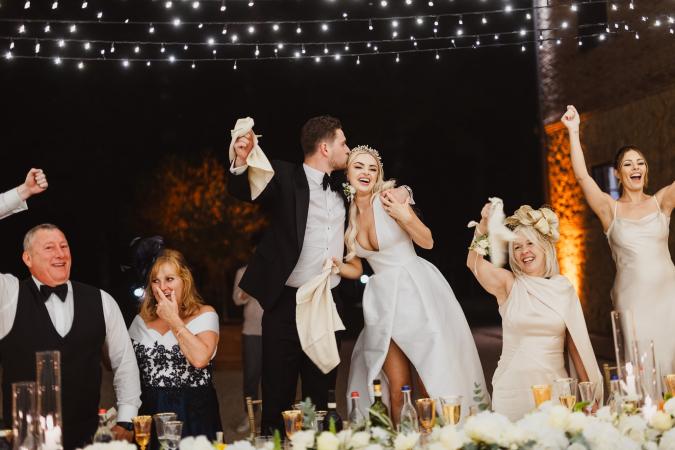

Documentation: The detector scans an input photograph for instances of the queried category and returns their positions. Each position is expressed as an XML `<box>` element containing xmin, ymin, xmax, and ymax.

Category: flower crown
<box><xmin>505</xmin><ymin>205</ymin><xmax>560</xmax><ymax>243</ymax></box>
<box><xmin>349</xmin><ymin>145</ymin><xmax>383</xmax><ymax>167</ymax></box>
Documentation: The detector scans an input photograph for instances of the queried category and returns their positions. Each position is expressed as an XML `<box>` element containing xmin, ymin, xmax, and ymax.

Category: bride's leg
<box><xmin>382</xmin><ymin>340</ymin><xmax>412</xmax><ymax>425</ymax></box>
<box><xmin>413</xmin><ymin>371</ymin><xmax>430</xmax><ymax>398</ymax></box>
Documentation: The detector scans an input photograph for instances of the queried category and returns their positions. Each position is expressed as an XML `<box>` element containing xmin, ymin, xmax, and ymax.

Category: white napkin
<box><xmin>296</xmin><ymin>259</ymin><xmax>346</xmax><ymax>374</ymax></box>
<box><xmin>467</xmin><ymin>197</ymin><xmax>516</xmax><ymax>268</ymax></box>
<box><xmin>228</xmin><ymin>117</ymin><xmax>274</xmax><ymax>200</ymax></box>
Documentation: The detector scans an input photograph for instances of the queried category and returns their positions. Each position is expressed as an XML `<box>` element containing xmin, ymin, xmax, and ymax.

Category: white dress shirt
<box><xmin>230</xmin><ymin>162</ymin><xmax>345</xmax><ymax>289</ymax></box>
<box><xmin>0</xmin><ymin>189</ymin><xmax>142</xmax><ymax>422</ymax></box>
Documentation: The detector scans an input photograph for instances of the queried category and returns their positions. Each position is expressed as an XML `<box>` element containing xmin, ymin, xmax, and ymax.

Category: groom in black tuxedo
<box><xmin>228</xmin><ymin>116</ymin><xmax>351</xmax><ymax>434</ymax></box>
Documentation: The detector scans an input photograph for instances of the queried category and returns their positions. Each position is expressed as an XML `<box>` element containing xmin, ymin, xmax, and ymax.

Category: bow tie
<box><xmin>40</xmin><ymin>284</ymin><xmax>68</xmax><ymax>302</ymax></box>
<box><xmin>322</xmin><ymin>173</ymin><xmax>340</xmax><ymax>192</ymax></box>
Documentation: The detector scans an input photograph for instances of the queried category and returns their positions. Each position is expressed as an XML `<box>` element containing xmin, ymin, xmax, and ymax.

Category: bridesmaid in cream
<box><xmin>561</xmin><ymin>105</ymin><xmax>675</xmax><ymax>379</ymax></box>
<box><xmin>467</xmin><ymin>204</ymin><xmax>602</xmax><ymax>421</ymax></box>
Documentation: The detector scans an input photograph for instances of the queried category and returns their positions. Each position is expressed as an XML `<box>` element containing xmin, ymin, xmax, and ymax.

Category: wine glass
<box><xmin>133</xmin><ymin>416</ymin><xmax>152</xmax><ymax>450</ymax></box>
<box><xmin>281</xmin><ymin>410</ymin><xmax>302</xmax><ymax>440</ymax></box>
<box><xmin>664</xmin><ymin>374</ymin><xmax>675</xmax><ymax>396</ymax></box>
<box><xmin>164</xmin><ymin>421</ymin><xmax>183</xmax><ymax>450</ymax></box>
<box><xmin>578</xmin><ymin>381</ymin><xmax>597</xmax><ymax>414</ymax></box>
<box><xmin>554</xmin><ymin>378</ymin><xmax>578</xmax><ymax>410</ymax></box>
<box><xmin>415</xmin><ymin>398</ymin><xmax>436</xmax><ymax>433</ymax></box>
<box><xmin>439</xmin><ymin>396</ymin><xmax>462</xmax><ymax>425</ymax></box>
<box><xmin>531</xmin><ymin>384</ymin><xmax>552</xmax><ymax>408</ymax></box>
<box><xmin>153</xmin><ymin>412</ymin><xmax>177</xmax><ymax>450</ymax></box>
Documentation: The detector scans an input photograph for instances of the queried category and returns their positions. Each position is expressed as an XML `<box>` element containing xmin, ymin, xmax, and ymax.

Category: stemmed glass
<box><xmin>531</xmin><ymin>384</ymin><xmax>552</xmax><ymax>408</ymax></box>
<box><xmin>415</xmin><ymin>398</ymin><xmax>436</xmax><ymax>433</ymax></box>
<box><xmin>578</xmin><ymin>381</ymin><xmax>597</xmax><ymax>414</ymax></box>
<box><xmin>153</xmin><ymin>413</ymin><xmax>177</xmax><ymax>450</ymax></box>
<box><xmin>281</xmin><ymin>410</ymin><xmax>302</xmax><ymax>440</ymax></box>
<box><xmin>439</xmin><ymin>396</ymin><xmax>462</xmax><ymax>425</ymax></box>
<box><xmin>133</xmin><ymin>416</ymin><xmax>152</xmax><ymax>450</ymax></box>
<box><xmin>555</xmin><ymin>378</ymin><xmax>578</xmax><ymax>411</ymax></box>
<box><xmin>164</xmin><ymin>421</ymin><xmax>183</xmax><ymax>450</ymax></box>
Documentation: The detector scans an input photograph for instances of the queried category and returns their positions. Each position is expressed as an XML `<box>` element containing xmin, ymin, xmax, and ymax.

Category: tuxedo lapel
<box><xmin>294</xmin><ymin>165</ymin><xmax>310</xmax><ymax>253</ymax></box>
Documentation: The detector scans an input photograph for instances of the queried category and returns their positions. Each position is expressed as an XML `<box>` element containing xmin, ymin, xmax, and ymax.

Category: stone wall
<box><xmin>536</xmin><ymin>0</ymin><xmax>675</xmax><ymax>335</ymax></box>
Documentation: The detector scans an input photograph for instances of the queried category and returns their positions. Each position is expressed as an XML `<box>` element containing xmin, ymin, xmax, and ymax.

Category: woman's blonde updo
<box><xmin>505</xmin><ymin>205</ymin><xmax>560</xmax><ymax>277</ymax></box>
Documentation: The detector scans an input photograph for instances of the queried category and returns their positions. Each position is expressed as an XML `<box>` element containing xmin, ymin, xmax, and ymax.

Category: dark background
<box><xmin>0</xmin><ymin>0</ymin><xmax>543</xmax><ymax>324</ymax></box>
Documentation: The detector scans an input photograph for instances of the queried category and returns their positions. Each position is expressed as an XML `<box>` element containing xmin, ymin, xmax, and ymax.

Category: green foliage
<box><xmin>273</xmin><ymin>430</ymin><xmax>282</xmax><ymax>450</ymax></box>
<box><xmin>473</xmin><ymin>382</ymin><xmax>490</xmax><ymax>411</ymax></box>
<box><xmin>573</xmin><ymin>401</ymin><xmax>590</xmax><ymax>413</ymax></box>
<box><xmin>299</xmin><ymin>397</ymin><xmax>317</xmax><ymax>430</ymax></box>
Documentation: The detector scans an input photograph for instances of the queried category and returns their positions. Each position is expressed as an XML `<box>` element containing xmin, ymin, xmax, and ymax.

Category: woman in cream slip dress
<box><xmin>561</xmin><ymin>105</ymin><xmax>675</xmax><ymax>377</ymax></box>
<box><xmin>607</xmin><ymin>197</ymin><xmax>675</xmax><ymax>376</ymax></box>
<box><xmin>467</xmin><ymin>203</ymin><xmax>602</xmax><ymax>421</ymax></box>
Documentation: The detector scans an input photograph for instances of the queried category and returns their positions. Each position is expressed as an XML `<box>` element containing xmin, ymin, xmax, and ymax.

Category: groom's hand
<box><xmin>381</xmin><ymin>186</ymin><xmax>410</xmax><ymax>204</ymax></box>
<box><xmin>233</xmin><ymin>131</ymin><xmax>255</xmax><ymax>166</ymax></box>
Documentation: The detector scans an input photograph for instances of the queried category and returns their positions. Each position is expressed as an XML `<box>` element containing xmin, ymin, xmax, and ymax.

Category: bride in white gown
<box><xmin>335</xmin><ymin>146</ymin><xmax>487</xmax><ymax>424</ymax></box>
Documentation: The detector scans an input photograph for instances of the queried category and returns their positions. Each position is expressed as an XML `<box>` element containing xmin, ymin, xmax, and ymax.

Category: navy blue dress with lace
<box><xmin>129</xmin><ymin>312</ymin><xmax>222</xmax><ymax>447</ymax></box>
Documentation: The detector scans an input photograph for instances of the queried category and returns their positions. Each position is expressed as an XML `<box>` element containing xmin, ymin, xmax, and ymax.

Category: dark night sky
<box><xmin>0</xmin><ymin>0</ymin><xmax>542</xmax><ymax>317</ymax></box>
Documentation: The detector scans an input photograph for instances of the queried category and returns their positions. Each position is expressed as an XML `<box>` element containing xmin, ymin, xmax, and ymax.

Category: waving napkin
<box><xmin>467</xmin><ymin>197</ymin><xmax>516</xmax><ymax>267</ymax></box>
<box><xmin>228</xmin><ymin>117</ymin><xmax>274</xmax><ymax>200</ymax></box>
<box><xmin>296</xmin><ymin>259</ymin><xmax>346</xmax><ymax>374</ymax></box>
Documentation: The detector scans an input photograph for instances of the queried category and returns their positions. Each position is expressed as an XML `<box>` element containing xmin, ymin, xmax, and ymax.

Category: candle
<box><xmin>642</xmin><ymin>395</ymin><xmax>656</xmax><ymax>422</ymax></box>
<box><xmin>41</xmin><ymin>414</ymin><xmax>62</xmax><ymax>450</ymax></box>
<box><xmin>620</xmin><ymin>362</ymin><xmax>638</xmax><ymax>397</ymax></box>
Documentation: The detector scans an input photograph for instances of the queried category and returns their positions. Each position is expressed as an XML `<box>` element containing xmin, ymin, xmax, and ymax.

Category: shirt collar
<box><xmin>32</xmin><ymin>275</ymin><xmax>71</xmax><ymax>292</ymax></box>
<box><xmin>303</xmin><ymin>163</ymin><xmax>327</xmax><ymax>186</ymax></box>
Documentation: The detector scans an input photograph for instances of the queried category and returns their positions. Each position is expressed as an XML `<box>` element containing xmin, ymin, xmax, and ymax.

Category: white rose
<box><xmin>659</xmin><ymin>428</ymin><xmax>675</xmax><ymax>450</ymax></box>
<box><xmin>464</xmin><ymin>411</ymin><xmax>511</xmax><ymax>444</ymax></box>
<box><xmin>665</xmin><ymin>398</ymin><xmax>675</xmax><ymax>417</ymax></box>
<box><xmin>439</xmin><ymin>426</ymin><xmax>467</xmax><ymax>450</ymax></box>
<box><xmin>229</xmin><ymin>440</ymin><xmax>256</xmax><ymax>450</ymax></box>
<box><xmin>364</xmin><ymin>444</ymin><xmax>383</xmax><ymax>450</ymax></box>
<box><xmin>393</xmin><ymin>432</ymin><xmax>419</xmax><ymax>450</ymax></box>
<box><xmin>349</xmin><ymin>432</ymin><xmax>371</xmax><ymax>449</ymax></box>
<box><xmin>595</xmin><ymin>407</ymin><xmax>614</xmax><ymax>423</ymax></box>
<box><xmin>370</xmin><ymin>427</ymin><xmax>390</xmax><ymax>443</ymax></box>
<box><xmin>317</xmin><ymin>432</ymin><xmax>340</xmax><ymax>450</ymax></box>
<box><xmin>566</xmin><ymin>412</ymin><xmax>588</xmax><ymax>433</ymax></box>
<box><xmin>644</xmin><ymin>441</ymin><xmax>658</xmax><ymax>450</ymax></box>
<box><xmin>650</xmin><ymin>411</ymin><xmax>674</xmax><ymax>432</ymax></box>
<box><xmin>567</xmin><ymin>443</ymin><xmax>587</xmax><ymax>450</ymax></box>
<box><xmin>548</xmin><ymin>405</ymin><xmax>571</xmax><ymax>430</ymax></box>
<box><xmin>291</xmin><ymin>430</ymin><xmax>316</xmax><ymax>450</ymax></box>
<box><xmin>337</xmin><ymin>430</ymin><xmax>353</xmax><ymax>447</ymax></box>
<box><xmin>619</xmin><ymin>415</ymin><xmax>647</xmax><ymax>443</ymax></box>
<box><xmin>427</xmin><ymin>443</ymin><xmax>446</xmax><ymax>450</ymax></box>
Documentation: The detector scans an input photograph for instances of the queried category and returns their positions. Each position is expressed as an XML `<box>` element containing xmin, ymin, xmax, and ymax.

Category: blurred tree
<box><xmin>131</xmin><ymin>151</ymin><xmax>267</xmax><ymax>318</ymax></box>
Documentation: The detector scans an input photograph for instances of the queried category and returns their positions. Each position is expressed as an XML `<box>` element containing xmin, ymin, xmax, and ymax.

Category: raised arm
<box><xmin>561</xmin><ymin>105</ymin><xmax>615</xmax><ymax>230</ymax></box>
<box><xmin>0</xmin><ymin>168</ymin><xmax>48</xmax><ymax>220</ymax></box>
<box><xmin>466</xmin><ymin>203</ymin><xmax>515</xmax><ymax>305</ymax></box>
<box><xmin>228</xmin><ymin>131</ymin><xmax>279</xmax><ymax>205</ymax></box>
<box><xmin>380</xmin><ymin>190</ymin><xmax>433</xmax><ymax>249</ymax></box>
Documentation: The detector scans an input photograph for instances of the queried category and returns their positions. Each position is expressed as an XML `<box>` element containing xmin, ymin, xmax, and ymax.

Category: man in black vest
<box><xmin>228</xmin><ymin>117</ymin><xmax>409</xmax><ymax>433</ymax></box>
<box><xmin>0</xmin><ymin>170</ymin><xmax>142</xmax><ymax>450</ymax></box>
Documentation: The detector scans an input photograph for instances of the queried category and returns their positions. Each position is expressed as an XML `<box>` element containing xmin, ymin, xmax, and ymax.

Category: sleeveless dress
<box><xmin>607</xmin><ymin>196</ymin><xmax>675</xmax><ymax>377</ymax></box>
<box><xmin>492</xmin><ymin>275</ymin><xmax>602</xmax><ymax>421</ymax></box>
<box><xmin>129</xmin><ymin>312</ymin><xmax>222</xmax><ymax>446</ymax></box>
<box><xmin>347</xmin><ymin>197</ymin><xmax>488</xmax><ymax>422</ymax></box>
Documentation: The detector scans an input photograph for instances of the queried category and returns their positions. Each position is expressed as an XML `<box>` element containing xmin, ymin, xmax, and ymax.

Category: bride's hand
<box><xmin>382</xmin><ymin>191</ymin><xmax>413</xmax><ymax>223</ymax></box>
<box><xmin>331</xmin><ymin>257</ymin><xmax>343</xmax><ymax>274</ymax></box>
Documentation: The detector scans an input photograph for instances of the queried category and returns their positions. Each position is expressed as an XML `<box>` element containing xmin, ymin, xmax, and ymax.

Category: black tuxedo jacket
<box><xmin>228</xmin><ymin>160</ymin><xmax>346</xmax><ymax>311</ymax></box>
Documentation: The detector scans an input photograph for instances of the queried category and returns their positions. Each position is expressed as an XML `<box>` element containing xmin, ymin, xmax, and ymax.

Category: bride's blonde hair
<box><xmin>505</xmin><ymin>205</ymin><xmax>560</xmax><ymax>277</ymax></box>
<box><xmin>344</xmin><ymin>146</ymin><xmax>396</xmax><ymax>261</ymax></box>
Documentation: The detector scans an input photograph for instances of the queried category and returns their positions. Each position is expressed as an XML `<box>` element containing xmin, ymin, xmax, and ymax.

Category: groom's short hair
<box><xmin>301</xmin><ymin>115</ymin><xmax>342</xmax><ymax>156</ymax></box>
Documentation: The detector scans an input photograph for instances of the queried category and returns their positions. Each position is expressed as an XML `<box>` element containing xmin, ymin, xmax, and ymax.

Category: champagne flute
<box><xmin>415</xmin><ymin>398</ymin><xmax>436</xmax><ymax>433</ymax></box>
<box><xmin>555</xmin><ymin>378</ymin><xmax>578</xmax><ymax>410</ymax></box>
<box><xmin>578</xmin><ymin>381</ymin><xmax>597</xmax><ymax>414</ymax></box>
<box><xmin>153</xmin><ymin>412</ymin><xmax>177</xmax><ymax>450</ymax></box>
<box><xmin>133</xmin><ymin>416</ymin><xmax>153</xmax><ymax>450</ymax></box>
<box><xmin>531</xmin><ymin>384</ymin><xmax>552</xmax><ymax>408</ymax></box>
<box><xmin>281</xmin><ymin>410</ymin><xmax>302</xmax><ymax>440</ymax></box>
<box><xmin>439</xmin><ymin>396</ymin><xmax>462</xmax><ymax>425</ymax></box>
<box><xmin>164</xmin><ymin>421</ymin><xmax>183</xmax><ymax>450</ymax></box>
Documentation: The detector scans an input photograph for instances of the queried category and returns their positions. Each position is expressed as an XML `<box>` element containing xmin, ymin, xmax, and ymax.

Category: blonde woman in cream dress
<box><xmin>467</xmin><ymin>204</ymin><xmax>602</xmax><ymax>421</ymax></box>
<box><xmin>561</xmin><ymin>105</ymin><xmax>675</xmax><ymax>378</ymax></box>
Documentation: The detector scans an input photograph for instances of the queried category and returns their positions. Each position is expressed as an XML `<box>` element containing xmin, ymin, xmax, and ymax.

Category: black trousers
<box><xmin>260</xmin><ymin>285</ymin><xmax>342</xmax><ymax>435</ymax></box>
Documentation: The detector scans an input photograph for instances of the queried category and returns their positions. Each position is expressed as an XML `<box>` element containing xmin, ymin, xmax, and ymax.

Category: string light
<box><xmin>78</xmin><ymin>61</ymin><xmax>84</xmax><ymax>69</ymax></box>
<box><xmin>81</xmin><ymin>1</ymin><xmax>87</xmax><ymax>9</ymax></box>
<box><xmin>23</xmin><ymin>1</ymin><xmax>29</xmax><ymax>9</ymax></box>
<box><xmin>51</xmin><ymin>2</ymin><xmax>58</xmax><ymax>10</ymax></box>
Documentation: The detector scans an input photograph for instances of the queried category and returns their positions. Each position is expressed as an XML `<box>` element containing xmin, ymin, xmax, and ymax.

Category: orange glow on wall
<box><xmin>545</xmin><ymin>122</ymin><xmax>587</xmax><ymax>300</ymax></box>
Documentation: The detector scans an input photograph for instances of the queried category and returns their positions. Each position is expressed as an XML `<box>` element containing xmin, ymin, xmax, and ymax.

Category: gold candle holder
<box><xmin>415</xmin><ymin>398</ymin><xmax>436</xmax><ymax>433</ymax></box>
<box><xmin>531</xmin><ymin>384</ymin><xmax>552</xmax><ymax>408</ymax></box>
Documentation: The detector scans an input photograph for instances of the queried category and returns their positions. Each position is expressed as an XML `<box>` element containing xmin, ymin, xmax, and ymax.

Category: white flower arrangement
<box><xmin>342</xmin><ymin>182</ymin><xmax>356</xmax><ymax>203</ymax></box>
<box><xmin>80</xmin><ymin>441</ymin><xmax>137</xmax><ymax>450</ymax></box>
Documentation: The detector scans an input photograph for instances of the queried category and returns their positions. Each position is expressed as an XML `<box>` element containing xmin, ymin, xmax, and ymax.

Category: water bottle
<box><xmin>399</xmin><ymin>385</ymin><xmax>419</xmax><ymax>433</ymax></box>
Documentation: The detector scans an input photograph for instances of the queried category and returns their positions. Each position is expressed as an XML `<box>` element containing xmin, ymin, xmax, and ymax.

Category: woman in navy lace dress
<box><xmin>129</xmin><ymin>249</ymin><xmax>221</xmax><ymax>443</ymax></box>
